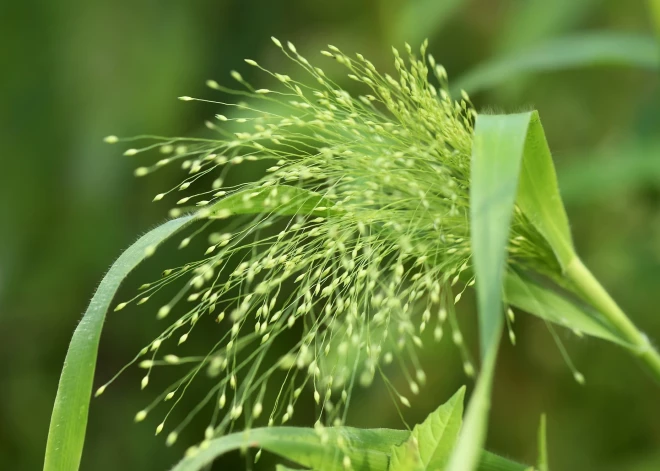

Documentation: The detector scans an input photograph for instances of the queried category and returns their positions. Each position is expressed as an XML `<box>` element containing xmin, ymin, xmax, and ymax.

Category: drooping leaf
<box><xmin>171</xmin><ymin>426</ymin><xmax>407</xmax><ymax>471</ymax></box>
<box><xmin>389</xmin><ymin>387</ymin><xmax>465</xmax><ymax>471</ymax></box>
<box><xmin>537</xmin><ymin>414</ymin><xmax>549</xmax><ymax>471</ymax></box>
<box><xmin>44</xmin><ymin>185</ymin><xmax>334</xmax><ymax>471</ymax></box>
<box><xmin>454</xmin><ymin>33</ymin><xmax>660</xmax><ymax>95</ymax></box>
<box><xmin>503</xmin><ymin>271</ymin><xmax>628</xmax><ymax>346</ymax></box>
<box><xmin>44</xmin><ymin>216</ymin><xmax>195</xmax><ymax>471</ymax></box>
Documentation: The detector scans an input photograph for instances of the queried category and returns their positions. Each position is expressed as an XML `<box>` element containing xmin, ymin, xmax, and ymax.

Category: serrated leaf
<box><xmin>454</xmin><ymin>33</ymin><xmax>659</xmax><ymax>95</ymax></box>
<box><xmin>390</xmin><ymin>387</ymin><xmax>465</xmax><ymax>471</ymax></box>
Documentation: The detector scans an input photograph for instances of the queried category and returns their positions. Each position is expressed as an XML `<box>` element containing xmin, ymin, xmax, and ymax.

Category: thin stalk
<box><xmin>565</xmin><ymin>257</ymin><xmax>660</xmax><ymax>381</ymax></box>
<box><xmin>479</xmin><ymin>451</ymin><xmax>530</xmax><ymax>471</ymax></box>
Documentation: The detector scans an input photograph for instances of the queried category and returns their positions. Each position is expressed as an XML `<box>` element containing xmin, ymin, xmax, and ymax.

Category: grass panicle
<box><xmin>101</xmin><ymin>40</ymin><xmax>572</xmax><ymax>455</ymax></box>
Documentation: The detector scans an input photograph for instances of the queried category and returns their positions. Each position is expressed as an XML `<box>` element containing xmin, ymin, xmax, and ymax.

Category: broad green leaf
<box><xmin>171</xmin><ymin>426</ymin><xmax>408</xmax><ymax>471</ymax></box>
<box><xmin>450</xmin><ymin>110</ymin><xmax>578</xmax><ymax>471</ymax></box>
<box><xmin>503</xmin><ymin>271</ymin><xmax>628</xmax><ymax>346</ymax></box>
<box><xmin>449</xmin><ymin>112</ymin><xmax>531</xmax><ymax>471</ymax></box>
<box><xmin>389</xmin><ymin>387</ymin><xmax>464</xmax><ymax>471</ymax></box>
<box><xmin>454</xmin><ymin>33</ymin><xmax>660</xmax><ymax>95</ymax></box>
<box><xmin>44</xmin><ymin>185</ymin><xmax>333</xmax><ymax>471</ymax></box>
<box><xmin>470</xmin><ymin>112</ymin><xmax>532</xmax><ymax>357</ymax></box>
<box><xmin>537</xmin><ymin>415</ymin><xmax>549</xmax><ymax>471</ymax></box>
<box><xmin>44</xmin><ymin>216</ymin><xmax>195</xmax><ymax>471</ymax></box>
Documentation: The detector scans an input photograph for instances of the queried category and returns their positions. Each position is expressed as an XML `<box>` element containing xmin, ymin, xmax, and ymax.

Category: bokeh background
<box><xmin>2</xmin><ymin>1</ymin><xmax>659</xmax><ymax>470</ymax></box>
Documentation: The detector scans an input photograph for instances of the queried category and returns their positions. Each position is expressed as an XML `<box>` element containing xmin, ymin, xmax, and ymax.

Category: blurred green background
<box><xmin>2</xmin><ymin>0</ymin><xmax>659</xmax><ymax>470</ymax></box>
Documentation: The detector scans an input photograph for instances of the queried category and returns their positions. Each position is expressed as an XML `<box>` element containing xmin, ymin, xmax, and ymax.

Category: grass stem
<box><xmin>566</xmin><ymin>257</ymin><xmax>660</xmax><ymax>382</ymax></box>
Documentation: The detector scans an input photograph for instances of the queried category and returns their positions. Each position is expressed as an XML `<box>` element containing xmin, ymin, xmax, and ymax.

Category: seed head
<box><xmin>102</xmin><ymin>40</ymin><xmax>561</xmax><ymax>450</ymax></box>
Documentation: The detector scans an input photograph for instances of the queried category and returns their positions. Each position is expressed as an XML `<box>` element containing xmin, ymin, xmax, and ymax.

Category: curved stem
<box><xmin>565</xmin><ymin>257</ymin><xmax>660</xmax><ymax>381</ymax></box>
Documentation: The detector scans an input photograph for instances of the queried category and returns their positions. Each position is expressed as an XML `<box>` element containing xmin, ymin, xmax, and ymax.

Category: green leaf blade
<box><xmin>44</xmin><ymin>185</ymin><xmax>334</xmax><ymax>471</ymax></box>
<box><xmin>44</xmin><ymin>216</ymin><xmax>195</xmax><ymax>471</ymax></box>
<box><xmin>470</xmin><ymin>112</ymin><xmax>532</xmax><ymax>356</ymax></box>
<box><xmin>449</xmin><ymin>112</ymin><xmax>533</xmax><ymax>471</ymax></box>
<box><xmin>454</xmin><ymin>33</ymin><xmax>660</xmax><ymax>95</ymax></box>
<box><xmin>503</xmin><ymin>271</ymin><xmax>627</xmax><ymax>346</ymax></box>
<box><xmin>516</xmin><ymin>112</ymin><xmax>574</xmax><ymax>267</ymax></box>
<box><xmin>171</xmin><ymin>426</ymin><xmax>408</xmax><ymax>471</ymax></box>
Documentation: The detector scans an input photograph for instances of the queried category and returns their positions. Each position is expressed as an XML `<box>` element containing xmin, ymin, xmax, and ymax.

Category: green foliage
<box><xmin>454</xmin><ymin>33</ymin><xmax>659</xmax><ymax>94</ymax></box>
<box><xmin>169</xmin><ymin>388</ymin><xmax>526</xmax><ymax>471</ymax></box>
<box><xmin>43</xmin><ymin>216</ymin><xmax>195</xmax><ymax>471</ymax></box>
<box><xmin>44</xmin><ymin>186</ymin><xmax>323</xmax><ymax>471</ymax></box>
<box><xmin>42</xmin><ymin>26</ymin><xmax>660</xmax><ymax>471</ymax></box>
<box><xmin>448</xmin><ymin>112</ymin><xmax>533</xmax><ymax>471</ymax></box>
<box><xmin>389</xmin><ymin>387</ymin><xmax>464</xmax><ymax>471</ymax></box>
<box><xmin>503</xmin><ymin>272</ymin><xmax>627</xmax><ymax>346</ymax></box>
<box><xmin>171</xmin><ymin>426</ymin><xmax>402</xmax><ymax>471</ymax></box>
<box><xmin>450</xmin><ymin>110</ymin><xmax>660</xmax><ymax>470</ymax></box>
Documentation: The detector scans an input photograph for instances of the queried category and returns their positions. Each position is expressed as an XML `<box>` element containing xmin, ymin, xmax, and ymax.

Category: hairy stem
<box><xmin>566</xmin><ymin>257</ymin><xmax>660</xmax><ymax>382</ymax></box>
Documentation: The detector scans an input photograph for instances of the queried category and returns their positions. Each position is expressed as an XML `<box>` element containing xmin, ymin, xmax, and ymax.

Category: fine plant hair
<box><xmin>98</xmin><ymin>39</ymin><xmax>600</xmax><ymax>455</ymax></box>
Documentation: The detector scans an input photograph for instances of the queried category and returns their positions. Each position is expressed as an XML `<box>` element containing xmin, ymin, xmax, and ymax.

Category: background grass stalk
<box><xmin>566</xmin><ymin>257</ymin><xmax>660</xmax><ymax>380</ymax></box>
